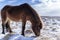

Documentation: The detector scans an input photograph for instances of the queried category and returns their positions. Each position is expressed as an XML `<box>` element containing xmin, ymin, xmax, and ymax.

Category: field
<box><xmin>0</xmin><ymin>16</ymin><xmax>60</xmax><ymax>40</ymax></box>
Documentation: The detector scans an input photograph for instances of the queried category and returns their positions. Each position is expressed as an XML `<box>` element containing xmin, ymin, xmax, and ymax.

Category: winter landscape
<box><xmin>0</xmin><ymin>16</ymin><xmax>60</xmax><ymax>40</ymax></box>
<box><xmin>0</xmin><ymin>0</ymin><xmax>60</xmax><ymax>40</ymax></box>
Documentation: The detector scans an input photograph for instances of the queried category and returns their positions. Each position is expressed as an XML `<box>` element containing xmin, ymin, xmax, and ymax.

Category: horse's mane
<box><xmin>21</xmin><ymin>3</ymin><xmax>41</xmax><ymax>24</ymax></box>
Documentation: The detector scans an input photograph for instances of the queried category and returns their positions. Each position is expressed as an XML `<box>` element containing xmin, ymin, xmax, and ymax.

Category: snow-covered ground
<box><xmin>0</xmin><ymin>16</ymin><xmax>60</xmax><ymax>40</ymax></box>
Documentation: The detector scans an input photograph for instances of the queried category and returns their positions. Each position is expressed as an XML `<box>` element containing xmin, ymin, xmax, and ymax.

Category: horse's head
<box><xmin>35</xmin><ymin>22</ymin><xmax>42</xmax><ymax>36</ymax></box>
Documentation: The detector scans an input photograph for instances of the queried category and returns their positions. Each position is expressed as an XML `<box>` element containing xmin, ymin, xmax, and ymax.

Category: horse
<box><xmin>1</xmin><ymin>3</ymin><xmax>43</xmax><ymax>36</ymax></box>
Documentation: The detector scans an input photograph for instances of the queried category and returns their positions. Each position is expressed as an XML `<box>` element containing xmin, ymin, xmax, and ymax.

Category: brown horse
<box><xmin>1</xmin><ymin>3</ymin><xmax>43</xmax><ymax>36</ymax></box>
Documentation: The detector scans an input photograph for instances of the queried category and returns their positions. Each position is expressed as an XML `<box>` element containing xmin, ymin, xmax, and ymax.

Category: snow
<box><xmin>2</xmin><ymin>34</ymin><xmax>35</xmax><ymax>40</ymax></box>
<box><xmin>0</xmin><ymin>16</ymin><xmax>60</xmax><ymax>40</ymax></box>
<box><xmin>0</xmin><ymin>0</ymin><xmax>60</xmax><ymax>40</ymax></box>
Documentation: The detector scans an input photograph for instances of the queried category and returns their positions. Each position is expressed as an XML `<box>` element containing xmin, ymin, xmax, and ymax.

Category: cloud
<box><xmin>7</xmin><ymin>0</ymin><xmax>17</xmax><ymax>4</ymax></box>
<box><xmin>32</xmin><ymin>0</ymin><xmax>60</xmax><ymax>16</ymax></box>
<box><xmin>0</xmin><ymin>0</ymin><xmax>5</xmax><ymax>2</ymax></box>
<box><xmin>31</xmin><ymin>0</ymin><xmax>35</xmax><ymax>3</ymax></box>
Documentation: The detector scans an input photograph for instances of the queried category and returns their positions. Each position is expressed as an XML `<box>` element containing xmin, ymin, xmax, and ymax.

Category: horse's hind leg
<box><xmin>2</xmin><ymin>20</ymin><xmax>12</xmax><ymax>34</ymax></box>
<box><xmin>6</xmin><ymin>21</ymin><xmax>12</xmax><ymax>33</ymax></box>
<box><xmin>1</xmin><ymin>15</ymin><xmax>6</xmax><ymax>34</ymax></box>
<box><xmin>2</xmin><ymin>23</ymin><xmax>5</xmax><ymax>34</ymax></box>
<box><xmin>21</xmin><ymin>20</ymin><xmax>26</xmax><ymax>36</ymax></box>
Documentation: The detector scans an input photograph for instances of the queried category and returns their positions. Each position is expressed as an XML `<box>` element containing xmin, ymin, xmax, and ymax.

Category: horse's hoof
<box><xmin>21</xmin><ymin>34</ymin><xmax>25</xmax><ymax>36</ymax></box>
<box><xmin>31</xmin><ymin>35</ymin><xmax>39</xmax><ymax>38</ymax></box>
<box><xmin>9</xmin><ymin>30</ymin><xmax>13</xmax><ymax>33</ymax></box>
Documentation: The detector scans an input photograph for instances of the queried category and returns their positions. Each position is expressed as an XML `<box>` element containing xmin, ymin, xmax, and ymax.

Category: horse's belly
<box><xmin>7</xmin><ymin>16</ymin><xmax>21</xmax><ymax>22</ymax></box>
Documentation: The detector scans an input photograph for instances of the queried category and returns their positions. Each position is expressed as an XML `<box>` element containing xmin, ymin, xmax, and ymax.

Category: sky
<box><xmin>0</xmin><ymin>0</ymin><xmax>60</xmax><ymax>16</ymax></box>
<box><xmin>0</xmin><ymin>0</ymin><xmax>41</xmax><ymax>9</ymax></box>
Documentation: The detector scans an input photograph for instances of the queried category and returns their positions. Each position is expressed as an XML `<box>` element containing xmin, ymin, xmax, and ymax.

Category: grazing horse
<box><xmin>1</xmin><ymin>3</ymin><xmax>43</xmax><ymax>36</ymax></box>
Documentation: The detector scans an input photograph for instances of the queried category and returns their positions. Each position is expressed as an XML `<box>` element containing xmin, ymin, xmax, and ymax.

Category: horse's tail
<box><xmin>1</xmin><ymin>5</ymin><xmax>11</xmax><ymax>21</ymax></box>
<box><xmin>1</xmin><ymin>5</ymin><xmax>11</xmax><ymax>12</ymax></box>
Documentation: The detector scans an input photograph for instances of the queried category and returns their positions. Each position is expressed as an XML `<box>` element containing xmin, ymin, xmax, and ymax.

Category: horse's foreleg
<box><xmin>21</xmin><ymin>20</ymin><xmax>26</xmax><ymax>36</ymax></box>
<box><xmin>6</xmin><ymin>21</ymin><xmax>12</xmax><ymax>33</ymax></box>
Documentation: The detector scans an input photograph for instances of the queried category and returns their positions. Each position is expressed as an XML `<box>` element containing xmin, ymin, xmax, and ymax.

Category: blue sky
<box><xmin>0</xmin><ymin>0</ymin><xmax>41</xmax><ymax>9</ymax></box>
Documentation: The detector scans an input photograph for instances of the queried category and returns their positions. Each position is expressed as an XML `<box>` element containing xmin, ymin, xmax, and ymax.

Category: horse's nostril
<box><xmin>38</xmin><ymin>33</ymin><xmax>40</xmax><ymax>36</ymax></box>
<box><xmin>36</xmin><ymin>34</ymin><xmax>40</xmax><ymax>36</ymax></box>
<box><xmin>35</xmin><ymin>32</ymin><xmax>40</xmax><ymax>36</ymax></box>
